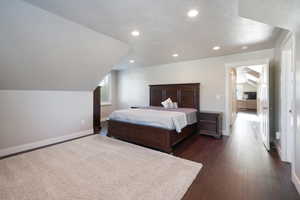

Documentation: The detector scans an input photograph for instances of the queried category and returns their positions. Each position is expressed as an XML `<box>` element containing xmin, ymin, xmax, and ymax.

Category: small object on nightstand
<box><xmin>198</xmin><ymin>111</ymin><xmax>222</xmax><ymax>138</ymax></box>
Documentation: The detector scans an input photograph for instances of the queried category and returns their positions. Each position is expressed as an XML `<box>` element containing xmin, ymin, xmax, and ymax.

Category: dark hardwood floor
<box><xmin>177</xmin><ymin>112</ymin><xmax>300</xmax><ymax>200</ymax></box>
<box><xmin>102</xmin><ymin>112</ymin><xmax>300</xmax><ymax>200</ymax></box>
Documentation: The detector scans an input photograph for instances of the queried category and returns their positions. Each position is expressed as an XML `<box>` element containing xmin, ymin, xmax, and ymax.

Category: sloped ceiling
<box><xmin>0</xmin><ymin>0</ymin><xmax>129</xmax><ymax>90</ymax></box>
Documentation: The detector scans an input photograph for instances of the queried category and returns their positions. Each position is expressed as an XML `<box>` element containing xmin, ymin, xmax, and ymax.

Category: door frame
<box><xmin>280</xmin><ymin>32</ymin><xmax>296</xmax><ymax>164</ymax></box>
<box><xmin>225</xmin><ymin>58</ymin><xmax>270</xmax><ymax>136</ymax></box>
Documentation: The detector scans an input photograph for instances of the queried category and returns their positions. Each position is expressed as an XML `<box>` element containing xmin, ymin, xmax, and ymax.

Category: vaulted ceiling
<box><xmin>24</xmin><ymin>0</ymin><xmax>284</xmax><ymax>69</ymax></box>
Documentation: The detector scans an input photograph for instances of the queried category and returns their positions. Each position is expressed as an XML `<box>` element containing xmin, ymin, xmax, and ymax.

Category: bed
<box><xmin>107</xmin><ymin>83</ymin><xmax>200</xmax><ymax>153</ymax></box>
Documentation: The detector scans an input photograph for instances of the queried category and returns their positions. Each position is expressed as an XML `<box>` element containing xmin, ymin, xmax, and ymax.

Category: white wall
<box><xmin>117</xmin><ymin>49</ymin><xmax>274</xmax><ymax>132</ymax></box>
<box><xmin>0</xmin><ymin>90</ymin><xmax>93</xmax><ymax>156</ymax></box>
<box><xmin>0</xmin><ymin>0</ymin><xmax>128</xmax><ymax>157</ymax></box>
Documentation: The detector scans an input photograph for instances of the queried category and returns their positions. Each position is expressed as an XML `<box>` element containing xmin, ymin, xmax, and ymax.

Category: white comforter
<box><xmin>109</xmin><ymin>109</ymin><xmax>188</xmax><ymax>132</ymax></box>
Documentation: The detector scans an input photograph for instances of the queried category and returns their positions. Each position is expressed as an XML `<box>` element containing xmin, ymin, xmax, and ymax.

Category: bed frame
<box><xmin>107</xmin><ymin>83</ymin><xmax>200</xmax><ymax>153</ymax></box>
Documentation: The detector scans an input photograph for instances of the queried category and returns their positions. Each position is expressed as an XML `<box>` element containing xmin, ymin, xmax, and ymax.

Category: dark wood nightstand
<box><xmin>198</xmin><ymin>111</ymin><xmax>222</xmax><ymax>138</ymax></box>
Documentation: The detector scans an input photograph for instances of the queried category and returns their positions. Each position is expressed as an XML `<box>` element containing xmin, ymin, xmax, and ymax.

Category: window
<box><xmin>99</xmin><ymin>73</ymin><xmax>111</xmax><ymax>105</ymax></box>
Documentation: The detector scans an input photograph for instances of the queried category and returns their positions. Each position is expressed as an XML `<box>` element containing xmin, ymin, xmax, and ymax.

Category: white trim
<box><xmin>225</xmin><ymin>58</ymin><xmax>270</xmax><ymax>136</ymax></box>
<box><xmin>292</xmin><ymin>170</ymin><xmax>300</xmax><ymax>195</ymax></box>
<box><xmin>0</xmin><ymin>129</ymin><xmax>93</xmax><ymax>158</ymax></box>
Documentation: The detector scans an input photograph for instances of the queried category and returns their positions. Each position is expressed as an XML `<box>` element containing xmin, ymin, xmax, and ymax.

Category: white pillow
<box><xmin>161</xmin><ymin>98</ymin><xmax>173</xmax><ymax>108</ymax></box>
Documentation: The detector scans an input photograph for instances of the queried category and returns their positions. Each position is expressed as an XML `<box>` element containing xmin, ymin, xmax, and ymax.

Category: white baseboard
<box><xmin>0</xmin><ymin>129</ymin><xmax>93</xmax><ymax>158</ymax></box>
<box><xmin>292</xmin><ymin>170</ymin><xmax>300</xmax><ymax>195</ymax></box>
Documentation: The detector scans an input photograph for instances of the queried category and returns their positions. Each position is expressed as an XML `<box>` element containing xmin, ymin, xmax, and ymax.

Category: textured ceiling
<box><xmin>24</xmin><ymin>0</ymin><xmax>283</xmax><ymax>69</ymax></box>
<box><xmin>239</xmin><ymin>0</ymin><xmax>300</xmax><ymax>32</ymax></box>
<box><xmin>0</xmin><ymin>0</ymin><xmax>129</xmax><ymax>90</ymax></box>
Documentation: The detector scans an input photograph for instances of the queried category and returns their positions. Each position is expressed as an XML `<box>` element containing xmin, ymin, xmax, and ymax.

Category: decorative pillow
<box><xmin>161</xmin><ymin>98</ymin><xmax>173</xmax><ymax>108</ymax></box>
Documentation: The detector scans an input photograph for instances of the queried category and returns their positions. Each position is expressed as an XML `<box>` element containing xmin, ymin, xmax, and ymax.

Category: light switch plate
<box><xmin>276</xmin><ymin>131</ymin><xmax>280</xmax><ymax>140</ymax></box>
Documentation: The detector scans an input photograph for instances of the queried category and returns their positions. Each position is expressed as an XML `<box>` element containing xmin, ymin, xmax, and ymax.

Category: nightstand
<box><xmin>198</xmin><ymin>111</ymin><xmax>222</xmax><ymax>138</ymax></box>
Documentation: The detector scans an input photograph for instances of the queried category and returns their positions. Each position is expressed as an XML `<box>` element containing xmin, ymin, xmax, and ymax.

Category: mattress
<box><xmin>108</xmin><ymin>106</ymin><xmax>197</xmax><ymax>132</ymax></box>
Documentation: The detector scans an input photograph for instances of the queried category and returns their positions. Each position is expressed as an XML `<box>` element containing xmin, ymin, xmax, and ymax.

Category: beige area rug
<box><xmin>0</xmin><ymin>135</ymin><xmax>202</xmax><ymax>200</ymax></box>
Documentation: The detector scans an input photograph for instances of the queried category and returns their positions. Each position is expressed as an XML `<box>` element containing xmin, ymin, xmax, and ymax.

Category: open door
<box><xmin>229</xmin><ymin>68</ymin><xmax>237</xmax><ymax>126</ymax></box>
<box><xmin>258</xmin><ymin>64</ymin><xmax>270</xmax><ymax>150</ymax></box>
<box><xmin>277</xmin><ymin>35</ymin><xmax>296</xmax><ymax>162</ymax></box>
<box><xmin>286</xmin><ymin>49</ymin><xmax>295</xmax><ymax>162</ymax></box>
<box><xmin>281</xmin><ymin>39</ymin><xmax>295</xmax><ymax>162</ymax></box>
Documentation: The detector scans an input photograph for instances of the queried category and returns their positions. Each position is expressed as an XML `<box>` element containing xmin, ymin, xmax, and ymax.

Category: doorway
<box><xmin>231</xmin><ymin>65</ymin><xmax>261</xmax><ymax>141</ymax></box>
<box><xmin>226</xmin><ymin>60</ymin><xmax>270</xmax><ymax>151</ymax></box>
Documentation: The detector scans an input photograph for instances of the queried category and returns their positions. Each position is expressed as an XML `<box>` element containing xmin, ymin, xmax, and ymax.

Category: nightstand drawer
<box><xmin>199</xmin><ymin>113</ymin><xmax>218</xmax><ymax>121</ymax></box>
<box><xmin>198</xmin><ymin>122</ymin><xmax>217</xmax><ymax>131</ymax></box>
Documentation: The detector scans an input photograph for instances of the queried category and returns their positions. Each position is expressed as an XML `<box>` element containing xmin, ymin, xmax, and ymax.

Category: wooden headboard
<box><xmin>149</xmin><ymin>83</ymin><xmax>200</xmax><ymax>110</ymax></box>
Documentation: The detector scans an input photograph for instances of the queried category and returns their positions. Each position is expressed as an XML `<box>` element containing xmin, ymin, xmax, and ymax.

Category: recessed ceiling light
<box><xmin>213</xmin><ymin>46</ymin><xmax>221</xmax><ymax>50</ymax></box>
<box><xmin>131</xmin><ymin>30</ymin><xmax>140</xmax><ymax>36</ymax></box>
<box><xmin>172</xmin><ymin>53</ymin><xmax>179</xmax><ymax>57</ymax></box>
<box><xmin>187</xmin><ymin>9</ymin><xmax>199</xmax><ymax>18</ymax></box>
<box><xmin>241</xmin><ymin>46</ymin><xmax>248</xmax><ymax>50</ymax></box>
<box><xmin>129</xmin><ymin>60</ymin><xmax>135</xmax><ymax>63</ymax></box>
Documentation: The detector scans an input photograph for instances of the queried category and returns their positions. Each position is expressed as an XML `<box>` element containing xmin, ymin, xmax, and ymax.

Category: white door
<box><xmin>259</xmin><ymin>64</ymin><xmax>270</xmax><ymax>151</ymax></box>
<box><xmin>286</xmin><ymin>49</ymin><xmax>295</xmax><ymax>162</ymax></box>
<box><xmin>229</xmin><ymin>69</ymin><xmax>237</xmax><ymax>126</ymax></box>
<box><xmin>280</xmin><ymin>36</ymin><xmax>295</xmax><ymax>163</ymax></box>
